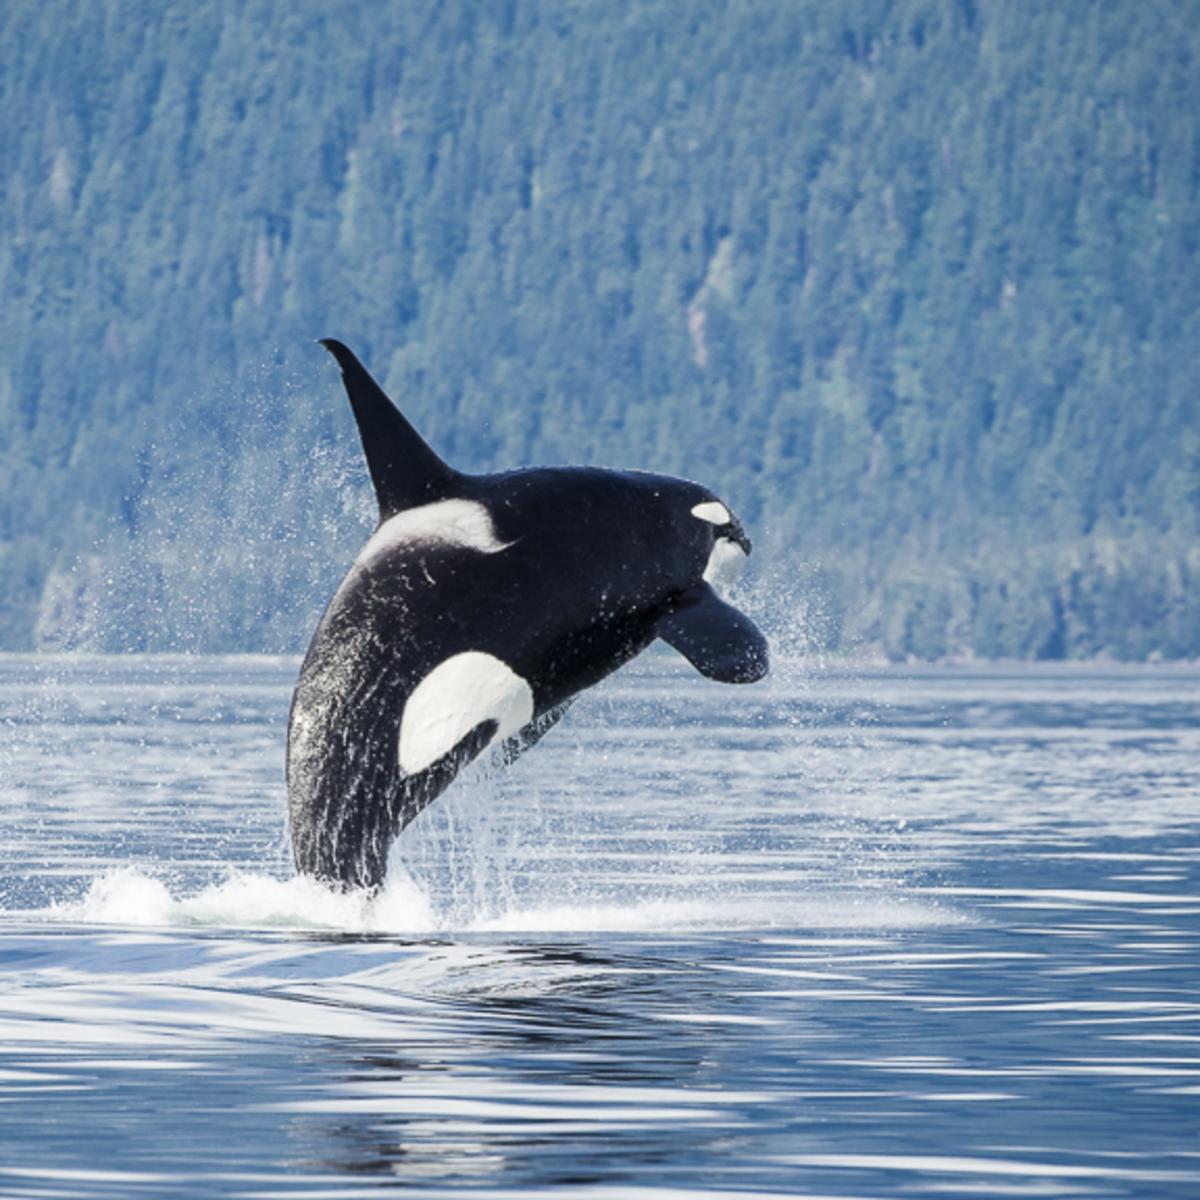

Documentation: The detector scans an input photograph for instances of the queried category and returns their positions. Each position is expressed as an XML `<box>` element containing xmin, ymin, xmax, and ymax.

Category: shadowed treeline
<box><xmin>2</xmin><ymin>1</ymin><xmax>1197</xmax><ymax>657</ymax></box>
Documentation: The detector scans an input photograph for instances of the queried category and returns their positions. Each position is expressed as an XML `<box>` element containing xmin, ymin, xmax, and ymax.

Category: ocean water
<box><xmin>0</xmin><ymin>654</ymin><xmax>1197</xmax><ymax>1198</ymax></box>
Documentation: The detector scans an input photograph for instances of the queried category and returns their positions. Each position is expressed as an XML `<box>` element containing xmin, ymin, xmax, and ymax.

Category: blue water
<box><xmin>1</xmin><ymin>655</ymin><xmax>1198</xmax><ymax>1197</ymax></box>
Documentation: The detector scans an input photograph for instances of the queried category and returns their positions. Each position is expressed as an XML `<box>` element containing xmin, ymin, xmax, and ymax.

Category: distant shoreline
<box><xmin>2</xmin><ymin>650</ymin><xmax>1199</xmax><ymax>672</ymax></box>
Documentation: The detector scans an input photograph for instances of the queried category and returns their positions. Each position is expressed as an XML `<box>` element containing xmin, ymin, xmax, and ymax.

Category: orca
<box><xmin>287</xmin><ymin>340</ymin><xmax>768</xmax><ymax>890</ymax></box>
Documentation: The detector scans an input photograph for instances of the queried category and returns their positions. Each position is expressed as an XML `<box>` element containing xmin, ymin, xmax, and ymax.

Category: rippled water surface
<box><xmin>1</xmin><ymin>655</ymin><xmax>1198</xmax><ymax>1197</ymax></box>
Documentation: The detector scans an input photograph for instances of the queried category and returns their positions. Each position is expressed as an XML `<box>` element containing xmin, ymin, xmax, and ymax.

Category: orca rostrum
<box><xmin>287</xmin><ymin>340</ymin><xmax>768</xmax><ymax>890</ymax></box>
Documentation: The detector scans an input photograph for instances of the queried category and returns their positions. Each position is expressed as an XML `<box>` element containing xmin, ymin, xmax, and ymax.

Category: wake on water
<box><xmin>45</xmin><ymin>865</ymin><xmax>958</xmax><ymax>935</ymax></box>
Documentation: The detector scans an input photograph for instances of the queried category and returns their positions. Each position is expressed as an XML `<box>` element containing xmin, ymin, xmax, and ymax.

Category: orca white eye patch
<box><xmin>691</xmin><ymin>501</ymin><xmax>731</xmax><ymax>526</ymax></box>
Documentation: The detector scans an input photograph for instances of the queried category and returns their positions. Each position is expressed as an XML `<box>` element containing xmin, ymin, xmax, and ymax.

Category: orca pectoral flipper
<box><xmin>657</xmin><ymin>584</ymin><xmax>768</xmax><ymax>684</ymax></box>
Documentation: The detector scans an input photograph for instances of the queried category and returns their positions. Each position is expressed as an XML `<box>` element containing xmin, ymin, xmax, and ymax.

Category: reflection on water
<box><xmin>1</xmin><ymin>656</ymin><xmax>1199</xmax><ymax>1197</ymax></box>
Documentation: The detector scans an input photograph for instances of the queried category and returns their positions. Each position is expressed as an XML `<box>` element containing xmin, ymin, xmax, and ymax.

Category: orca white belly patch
<box><xmin>398</xmin><ymin>651</ymin><xmax>534</xmax><ymax>775</ymax></box>
<box><xmin>358</xmin><ymin>499</ymin><xmax>510</xmax><ymax>570</ymax></box>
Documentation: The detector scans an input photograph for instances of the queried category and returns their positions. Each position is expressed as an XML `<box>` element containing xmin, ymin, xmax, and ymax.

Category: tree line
<box><xmin>2</xmin><ymin>0</ymin><xmax>1197</xmax><ymax>658</ymax></box>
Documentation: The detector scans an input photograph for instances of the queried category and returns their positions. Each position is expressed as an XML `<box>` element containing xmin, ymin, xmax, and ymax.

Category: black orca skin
<box><xmin>287</xmin><ymin>340</ymin><xmax>768</xmax><ymax>890</ymax></box>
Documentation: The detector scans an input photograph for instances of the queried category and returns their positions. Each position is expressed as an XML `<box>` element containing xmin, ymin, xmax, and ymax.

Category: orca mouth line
<box><xmin>727</xmin><ymin>521</ymin><xmax>752</xmax><ymax>556</ymax></box>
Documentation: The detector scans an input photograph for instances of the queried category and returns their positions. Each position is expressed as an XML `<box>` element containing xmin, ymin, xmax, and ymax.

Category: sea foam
<box><xmin>46</xmin><ymin>865</ymin><xmax>957</xmax><ymax>935</ymax></box>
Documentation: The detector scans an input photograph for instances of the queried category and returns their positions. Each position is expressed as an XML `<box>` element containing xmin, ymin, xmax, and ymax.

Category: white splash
<box><xmin>55</xmin><ymin>867</ymin><xmax>436</xmax><ymax>934</ymax></box>
<box><xmin>43</xmin><ymin>867</ymin><xmax>960</xmax><ymax>935</ymax></box>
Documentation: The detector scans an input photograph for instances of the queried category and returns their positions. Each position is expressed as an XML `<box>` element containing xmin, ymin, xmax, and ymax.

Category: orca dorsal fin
<box><xmin>319</xmin><ymin>339</ymin><xmax>458</xmax><ymax>520</ymax></box>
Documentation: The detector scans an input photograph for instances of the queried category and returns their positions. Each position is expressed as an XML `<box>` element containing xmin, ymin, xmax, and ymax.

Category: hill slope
<box><xmin>2</xmin><ymin>0</ymin><xmax>1198</xmax><ymax>656</ymax></box>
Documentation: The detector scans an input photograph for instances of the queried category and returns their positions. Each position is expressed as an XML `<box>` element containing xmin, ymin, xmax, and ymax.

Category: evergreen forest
<box><xmin>2</xmin><ymin>0</ymin><xmax>1198</xmax><ymax>659</ymax></box>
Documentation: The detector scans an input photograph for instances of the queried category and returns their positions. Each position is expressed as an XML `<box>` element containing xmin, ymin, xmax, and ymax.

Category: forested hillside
<box><xmin>2</xmin><ymin>1</ymin><xmax>1198</xmax><ymax>658</ymax></box>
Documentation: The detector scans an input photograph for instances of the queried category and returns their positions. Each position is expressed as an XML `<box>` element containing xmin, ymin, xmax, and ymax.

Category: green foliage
<box><xmin>1</xmin><ymin>0</ymin><xmax>1197</xmax><ymax>657</ymax></box>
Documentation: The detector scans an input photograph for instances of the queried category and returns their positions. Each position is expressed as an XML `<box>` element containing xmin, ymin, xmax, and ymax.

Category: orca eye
<box><xmin>691</xmin><ymin>500</ymin><xmax>731</xmax><ymax>526</ymax></box>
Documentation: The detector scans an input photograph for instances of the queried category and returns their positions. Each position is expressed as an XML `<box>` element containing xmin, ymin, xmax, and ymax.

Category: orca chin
<box><xmin>286</xmin><ymin>340</ymin><xmax>769</xmax><ymax>891</ymax></box>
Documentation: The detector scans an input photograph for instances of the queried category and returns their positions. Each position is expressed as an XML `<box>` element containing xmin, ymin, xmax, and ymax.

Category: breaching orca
<box><xmin>287</xmin><ymin>340</ymin><xmax>768</xmax><ymax>890</ymax></box>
